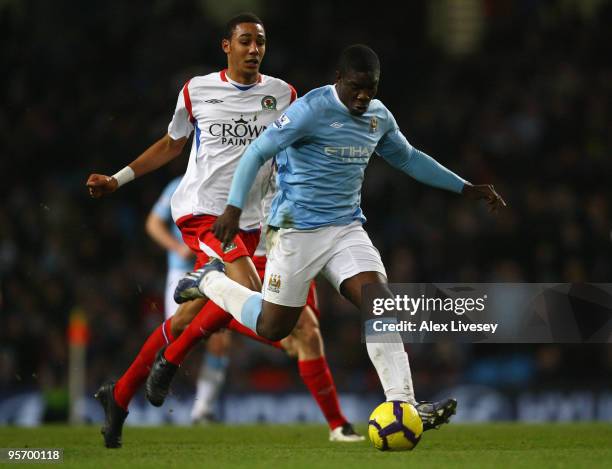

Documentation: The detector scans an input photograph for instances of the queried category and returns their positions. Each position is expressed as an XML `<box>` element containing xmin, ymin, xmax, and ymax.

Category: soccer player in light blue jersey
<box><xmin>165</xmin><ymin>44</ymin><xmax>506</xmax><ymax>429</ymax></box>
<box><xmin>146</xmin><ymin>176</ymin><xmax>229</xmax><ymax>424</ymax></box>
<box><xmin>90</xmin><ymin>15</ymin><xmax>364</xmax><ymax>446</ymax></box>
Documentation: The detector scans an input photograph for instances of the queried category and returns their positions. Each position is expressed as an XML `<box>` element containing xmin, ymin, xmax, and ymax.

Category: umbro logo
<box><xmin>330</xmin><ymin>122</ymin><xmax>343</xmax><ymax>128</ymax></box>
<box><xmin>205</xmin><ymin>99</ymin><xmax>224</xmax><ymax>104</ymax></box>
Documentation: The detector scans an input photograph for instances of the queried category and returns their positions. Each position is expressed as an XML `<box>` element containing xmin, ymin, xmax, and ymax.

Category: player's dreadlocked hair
<box><xmin>338</xmin><ymin>44</ymin><xmax>380</xmax><ymax>76</ymax></box>
<box><xmin>223</xmin><ymin>13</ymin><xmax>264</xmax><ymax>40</ymax></box>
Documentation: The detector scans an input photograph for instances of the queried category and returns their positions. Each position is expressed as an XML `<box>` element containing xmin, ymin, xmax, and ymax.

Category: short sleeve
<box><xmin>261</xmin><ymin>98</ymin><xmax>312</xmax><ymax>150</ymax></box>
<box><xmin>167</xmin><ymin>81</ymin><xmax>195</xmax><ymax>140</ymax></box>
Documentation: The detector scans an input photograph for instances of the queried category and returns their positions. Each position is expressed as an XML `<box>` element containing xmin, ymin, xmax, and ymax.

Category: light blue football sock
<box><xmin>241</xmin><ymin>293</ymin><xmax>263</xmax><ymax>332</ymax></box>
<box><xmin>204</xmin><ymin>353</ymin><xmax>229</xmax><ymax>371</ymax></box>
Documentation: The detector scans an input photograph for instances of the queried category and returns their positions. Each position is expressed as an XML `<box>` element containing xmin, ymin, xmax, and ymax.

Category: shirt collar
<box><xmin>220</xmin><ymin>69</ymin><xmax>262</xmax><ymax>90</ymax></box>
<box><xmin>330</xmin><ymin>84</ymin><xmax>350</xmax><ymax>112</ymax></box>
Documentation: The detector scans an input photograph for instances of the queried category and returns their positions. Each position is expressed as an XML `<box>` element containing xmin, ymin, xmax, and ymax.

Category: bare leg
<box><xmin>281</xmin><ymin>306</ymin><xmax>324</xmax><ymax>360</ymax></box>
<box><xmin>170</xmin><ymin>256</ymin><xmax>261</xmax><ymax>337</ymax></box>
<box><xmin>256</xmin><ymin>301</ymin><xmax>303</xmax><ymax>342</ymax></box>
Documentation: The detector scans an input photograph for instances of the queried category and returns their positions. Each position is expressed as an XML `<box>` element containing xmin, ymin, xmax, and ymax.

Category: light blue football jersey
<box><xmin>151</xmin><ymin>177</ymin><xmax>192</xmax><ymax>271</ymax></box>
<box><xmin>228</xmin><ymin>85</ymin><xmax>467</xmax><ymax>229</ymax></box>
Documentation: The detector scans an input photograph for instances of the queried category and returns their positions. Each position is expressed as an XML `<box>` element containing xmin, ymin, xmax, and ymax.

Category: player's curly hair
<box><xmin>338</xmin><ymin>44</ymin><xmax>380</xmax><ymax>76</ymax></box>
<box><xmin>223</xmin><ymin>13</ymin><xmax>264</xmax><ymax>40</ymax></box>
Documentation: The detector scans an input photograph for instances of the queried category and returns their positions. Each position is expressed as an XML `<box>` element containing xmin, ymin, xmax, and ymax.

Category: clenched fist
<box><xmin>86</xmin><ymin>174</ymin><xmax>118</xmax><ymax>198</ymax></box>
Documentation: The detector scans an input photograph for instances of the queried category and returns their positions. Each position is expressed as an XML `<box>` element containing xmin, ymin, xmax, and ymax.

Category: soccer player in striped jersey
<box><xmin>87</xmin><ymin>13</ymin><xmax>361</xmax><ymax>447</ymax></box>
<box><xmin>167</xmin><ymin>44</ymin><xmax>506</xmax><ymax>431</ymax></box>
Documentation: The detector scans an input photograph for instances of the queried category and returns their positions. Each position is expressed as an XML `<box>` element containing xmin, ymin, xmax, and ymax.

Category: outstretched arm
<box><xmin>87</xmin><ymin>81</ymin><xmax>194</xmax><ymax>198</ymax></box>
<box><xmin>86</xmin><ymin>134</ymin><xmax>188</xmax><ymax>198</ymax></box>
<box><xmin>213</xmin><ymin>136</ymin><xmax>280</xmax><ymax>245</ymax></box>
<box><xmin>382</xmin><ymin>145</ymin><xmax>467</xmax><ymax>193</ymax></box>
<box><xmin>378</xmin><ymin>129</ymin><xmax>505</xmax><ymax>211</ymax></box>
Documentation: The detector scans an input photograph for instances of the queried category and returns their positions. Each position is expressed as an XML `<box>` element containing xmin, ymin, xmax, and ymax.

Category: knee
<box><xmin>280</xmin><ymin>336</ymin><xmax>298</xmax><ymax>358</ymax></box>
<box><xmin>170</xmin><ymin>302</ymin><xmax>201</xmax><ymax>336</ymax></box>
<box><xmin>171</xmin><ymin>316</ymin><xmax>189</xmax><ymax>336</ymax></box>
<box><xmin>292</xmin><ymin>321</ymin><xmax>322</xmax><ymax>354</ymax></box>
<box><xmin>256</xmin><ymin>304</ymin><xmax>303</xmax><ymax>342</ymax></box>
<box><xmin>206</xmin><ymin>331</ymin><xmax>230</xmax><ymax>356</ymax></box>
<box><xmin>257</xmin><ymin>319</ymin><xmax>292</xmax><ymax>342</ymax></box>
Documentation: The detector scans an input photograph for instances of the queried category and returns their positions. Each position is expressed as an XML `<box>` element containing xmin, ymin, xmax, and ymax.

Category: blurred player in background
<box><xmin>87</xmin><ymin>13</ymin><xmax>361</xmax><ymax>447</ymax></box>
<box><xmin>166</xmin><ymin>44</ymin><xmax>506</xmax><ymax>430</ymax></box>
<box><xmin>146</xmin><ymin>176</ymin><xmax>229</xmax><ymax>423</ymax></box>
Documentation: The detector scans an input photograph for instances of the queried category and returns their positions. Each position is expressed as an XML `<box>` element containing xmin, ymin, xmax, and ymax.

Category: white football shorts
<box><xmin>262</xmin><ymin>221</ymin><xmax>387</xmax><ymax>307</ymax></box>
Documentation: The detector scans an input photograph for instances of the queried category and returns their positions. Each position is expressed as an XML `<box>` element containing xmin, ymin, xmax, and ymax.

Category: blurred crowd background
<box><xmin>1</xmin><ymin>0</ymin><xmax>611</xmax><ymax>422</ymax></box>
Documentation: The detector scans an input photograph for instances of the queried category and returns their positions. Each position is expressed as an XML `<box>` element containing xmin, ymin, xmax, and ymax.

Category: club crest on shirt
<box><xmin>268</xmin><ymin>273</ymin><xmax>281</xmax><ymax>293</ymax></box>
<box><xmin>369</xmin><ymin>117</ymin><xmax>378</xmax><ymax>134</ymax></box>
<box><xmin>273</xmin><ymin>114</ymin><xmax>291</xmax><ymax>129</ymax></box>
<box><xmin>261</xmin><ymin>95</ymin><xmax>277</xmax><ymax>110</ymax></box>
<box><xmin>222</xmin><ymin>242</ymin><xmax>237</xmax><ymax>253</ymax></box>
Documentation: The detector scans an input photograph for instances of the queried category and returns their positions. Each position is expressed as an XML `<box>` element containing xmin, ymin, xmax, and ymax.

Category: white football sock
<box><xmin>366</xmin><ymin>335</ymin><xmax>416</xmax><ymax>405</ymax></box>
<box><xmin>199</xmin><ymin>271</ymin><xmax>262</xmax><ymax>331</ymax></box>
<box><xmin>191</xmin><ymin>354</ymin><xmax>228</xmax><ymax>420</ymax></box>
<box><xmin>192</xmin><ymin>379</ymin><xmax>215</xmax><ymax>420</ymax></box>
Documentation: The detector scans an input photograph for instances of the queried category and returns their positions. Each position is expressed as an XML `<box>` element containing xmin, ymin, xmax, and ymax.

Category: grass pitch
<box><xmin>1</xmin><ymin>423</ymin><xmax>611</xmax><ymax>468</ymax></box>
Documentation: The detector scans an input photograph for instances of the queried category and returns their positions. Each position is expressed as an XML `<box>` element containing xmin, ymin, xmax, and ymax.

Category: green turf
<box><xmin>1</xmin><ymin>423</ymin><xmax>611</xmax><ymax>468</ymax></box>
